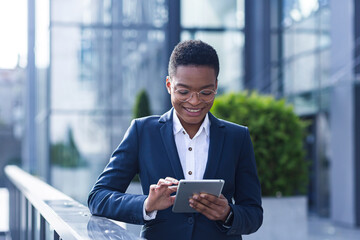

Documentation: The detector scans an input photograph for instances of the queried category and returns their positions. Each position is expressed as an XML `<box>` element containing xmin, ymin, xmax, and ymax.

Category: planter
<box><xmin>243</xmin><ymin>196</ymin><xmax>307</xmax><ymax>240</ymax></box>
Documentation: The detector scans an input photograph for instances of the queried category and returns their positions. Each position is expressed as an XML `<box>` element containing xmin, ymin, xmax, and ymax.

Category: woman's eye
<box><xmin>200</xmin><ymin>90</ymin><xmax>213</xmax><ymax>96</ymax></box>
<box><xmin>177</xmin><ymin>89</ymin><xmax>189</xmax><ymax>95</ymax></box>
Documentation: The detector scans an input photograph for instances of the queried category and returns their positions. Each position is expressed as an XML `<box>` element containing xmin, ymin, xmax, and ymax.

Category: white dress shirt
<box><xmin>173</xmin><ymin>111</ymin><xmax>210</xmax><ymax>180</ymax></box>
<box><xmin>143</xmin><ymin>111</ymin><xmax>211</xmax><ymax>220</ymax></box>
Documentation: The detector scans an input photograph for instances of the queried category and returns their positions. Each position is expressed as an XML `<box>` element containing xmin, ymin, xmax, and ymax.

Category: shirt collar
<box><xmin>172</xmin><ymin>111</ymin><xmax>210</xmax><ymax>137</ymax></box>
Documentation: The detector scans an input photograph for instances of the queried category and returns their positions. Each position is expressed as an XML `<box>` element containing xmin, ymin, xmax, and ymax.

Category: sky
<box><xmin>0</xmin><ymin>0</ymin><xmax>27</xmax><ymax>69</ymax></box>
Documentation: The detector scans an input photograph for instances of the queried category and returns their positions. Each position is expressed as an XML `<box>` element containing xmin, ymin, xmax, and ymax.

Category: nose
<box><xmin>188</xmin><ymin>92</ymin><xmax>201</xmax><ymax>105</ymax></box>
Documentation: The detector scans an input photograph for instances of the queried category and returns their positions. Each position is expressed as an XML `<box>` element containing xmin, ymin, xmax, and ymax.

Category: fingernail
<box><xmin>193</xmin><ymin>195</ymin><xmax>198</xmax><ymax>200</ymax></box>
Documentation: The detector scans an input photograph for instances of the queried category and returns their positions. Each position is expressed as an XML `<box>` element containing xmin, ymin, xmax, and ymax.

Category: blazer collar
<box><xmin>159</xmin><ymin>108</ymin><xmax>226</xmax><ymax>180</ymax></box>
<box><xmin>203</xmin><ymin>112</ymin><xmax>225</xmax><ymax>179</ymax></box>
<box><xmin>159</xmin><ymin>108</ymin><xmax>185</xmax><ymax>180</ymax></box>
<box><xmin>159</xmin><ymin>108</ymin><xmax>173</xmax><ymax>123</ymax></box>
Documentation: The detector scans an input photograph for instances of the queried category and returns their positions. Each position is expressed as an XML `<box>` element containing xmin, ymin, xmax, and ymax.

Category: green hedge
<box><xmin>51</xmin><ymin>128</ymin><xmax>87</xmax><ymax>168</ymax></box>
<box><xmin>133</xmin><ymin>89</ymin><xmax>151</xmax><ymax>119</ymax></box>
<box><xmin>211</xmin><ymin>92</ymin><xmax>308</xmax><ymax>197</ymax></box>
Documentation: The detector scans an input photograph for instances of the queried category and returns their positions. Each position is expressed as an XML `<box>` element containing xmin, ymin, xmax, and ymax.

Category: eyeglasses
<box><xmin>172</xmin><ymin>86</ymin><xmax>217</xmax><ymax>103</ymax></box>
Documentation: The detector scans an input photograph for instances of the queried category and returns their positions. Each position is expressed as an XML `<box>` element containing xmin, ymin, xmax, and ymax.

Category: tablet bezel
<box><xmin>172</xmin><ymin>179</ymin><xmax>225</xmax><ymax>213</ymax></box>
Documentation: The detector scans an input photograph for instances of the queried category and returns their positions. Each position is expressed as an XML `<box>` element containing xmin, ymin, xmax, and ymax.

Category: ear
<box><xmin>166</xmin><ymin>76</ymin><xmax>171</xmax><ymax>94</ymax></box>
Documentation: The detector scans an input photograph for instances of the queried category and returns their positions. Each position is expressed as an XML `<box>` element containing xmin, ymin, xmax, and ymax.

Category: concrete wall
<box><xmin>330</xmin><ymin>82</ymin><xmax>356</xmax><ymax>226</ymax></box>
<box><xmin>329</xmin><ymin>0</ymin><xmax>357</xmax><ymax>227</ymax></box>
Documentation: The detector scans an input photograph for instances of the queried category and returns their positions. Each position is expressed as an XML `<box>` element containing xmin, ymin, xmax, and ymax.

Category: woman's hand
<box><xmin>145</xmin><ymin>177</ymin><xmax>179</xmax><ymax>213</ymax></box>
<box><xmin>189</xmin><ymin>193</ymin><xmax>230</xmax><ymax>221</ymax></box>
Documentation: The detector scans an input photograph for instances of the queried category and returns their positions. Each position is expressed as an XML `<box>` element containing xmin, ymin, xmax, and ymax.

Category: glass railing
<box><xmin>5</xmin><ymin>165</ymin><xmax>143</xmax><ymax>240</ymax></box>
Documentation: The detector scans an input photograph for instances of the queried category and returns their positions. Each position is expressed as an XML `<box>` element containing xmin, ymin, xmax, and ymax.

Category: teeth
<box><xmin>186</xmin><ymin>108</ymin><xmax>200</xmax><ymax>113</ymax></box>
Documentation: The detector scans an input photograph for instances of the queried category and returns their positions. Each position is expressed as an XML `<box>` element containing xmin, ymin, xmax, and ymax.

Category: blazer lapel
<box><xmin>159</xmin><ymin>109</ymin><xmax>185</xmax><ymax>180</ymax></box>
<box><xmin>203</xmin><ymin>112</ymin><xmax>225</xmax><ymax>179</ymax></box>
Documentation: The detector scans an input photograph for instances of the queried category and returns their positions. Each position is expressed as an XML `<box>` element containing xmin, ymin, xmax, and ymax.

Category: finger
<box><xmin>157</xmin><ymin>178</ymin><xmax>175</xmax><ymax>186</ymax></box>
<box><xmin>191</xmin><ymin>194</ymin><xmax>230</xmax><ymax>220</ymax></box>
<box><xmin>189</xmin><ymin>198</ymin><xmax>218</xmax><ymax>220</ymax></box>
<box><xmin>196</xmin><ymin>193</ymin><xmax>228</xmax><ymax>208</ymax></box>
<box><xmin>149</xmin><ymin>184</ymin><xmax>158</xmax><ymax>191</ymax></box>
<box><xmin>168</xmin><ymin>186</ymin><xmax>178</xmax><ymax>192</ymax></box>
<box><xmin>170</xmin><ymin>195</ymin><xmax>176</xmax><ymax>204</ymax></box>
<box><xmin>165</xmin><ymin>177</ymin><xmax>179</xmax><ymax>184</ymax></box>
<box><xmin>192</xmin><ymin>194</ymin><xmax>219</xmax><ymax>209</ymax></box>
<box><xmin>157</xmin><ymin>178</ymin><xmax>166</xmax><ymax>185</ymax></box>
<box><xmin>218</xmin><ymin>194</ymin><xmax>228</xmax><ymax>201</ymax></box>
<box><xmin>199</xmin><ymin>193</ymin><xmax>220</xmax><ymax>202</ymax></box>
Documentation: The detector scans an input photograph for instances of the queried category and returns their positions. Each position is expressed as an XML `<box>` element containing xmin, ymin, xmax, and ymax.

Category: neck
<box><xmin>178</xmin><ymin>118</ymin><xmax>204</xmax><ymax>139</ymax></box>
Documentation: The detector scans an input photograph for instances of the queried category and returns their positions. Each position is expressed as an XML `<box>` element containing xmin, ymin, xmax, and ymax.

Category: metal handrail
<box><xmin>5</xmin><ymin>165</ymin><xmax>143</xmax><ymax>240</ymax></box>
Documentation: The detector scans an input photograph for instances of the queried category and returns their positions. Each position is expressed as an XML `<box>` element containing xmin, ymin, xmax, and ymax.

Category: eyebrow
<box><xmin>175</xmin><ymin>83</ymin><xmax>215</xmax><ymax>89</ymax></box>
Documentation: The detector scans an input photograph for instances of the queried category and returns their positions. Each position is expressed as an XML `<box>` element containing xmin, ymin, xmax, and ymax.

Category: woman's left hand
<box><xmin>189</xmin><ymin>193</ymin><xmax>230</xmax><ymax>221</ymax></box>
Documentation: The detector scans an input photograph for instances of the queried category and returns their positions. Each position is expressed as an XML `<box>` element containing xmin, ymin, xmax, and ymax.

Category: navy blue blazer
<box><xmin>88</xmin><ymin>109</ymin><xmax>263</xmax><ymax>240</ymax></box>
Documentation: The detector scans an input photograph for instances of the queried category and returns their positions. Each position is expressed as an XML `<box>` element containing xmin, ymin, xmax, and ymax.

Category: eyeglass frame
<box><xmin>169</xmin><ymin>82</ymin><xmax>217</xmax><ymax>103</ymax></box>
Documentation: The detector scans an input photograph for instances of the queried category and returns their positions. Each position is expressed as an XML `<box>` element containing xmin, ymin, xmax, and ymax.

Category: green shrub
<box><xmin>51</xmin><ymin>128</ymin><xmax>87</xmax><ymax>168</ymax></box>
<box><xmin>132</xmin><ymin>89</ymin><xmax>152</xmax><ymax>182</ymax></box>
<box><xmin>133</xmin><ymin>89</ymin><xmax>151</xmax><ymax>118</ymax></box>
<box><xmin>211</xmin><ymin>91</ymin><xmax>308</xmax><ymax>197</ymax></box>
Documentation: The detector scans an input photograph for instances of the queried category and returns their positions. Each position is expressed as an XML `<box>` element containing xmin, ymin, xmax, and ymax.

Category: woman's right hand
<box><xmin>144</xmin><ymin>177</ymin><xmax>179</xmax><ymax>213</ymax></box>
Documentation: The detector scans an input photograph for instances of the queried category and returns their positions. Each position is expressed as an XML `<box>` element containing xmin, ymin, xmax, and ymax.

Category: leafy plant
<box><xmin>51</xmin><ymin>128</ymin><xmax>87</xmax><ymax>168</ymax></box>
<box><xmin>133</xmin><ymin>89</ymin><xmax>152</xmax><ymax>118</ymax></box>
<box><xmin>211</xmin><ymin>91</ymin><xmax>308</xmax><ymax>197</ymax></box>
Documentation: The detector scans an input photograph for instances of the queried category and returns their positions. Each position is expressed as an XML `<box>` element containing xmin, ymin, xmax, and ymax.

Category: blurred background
<box><xmin>0</xmin><ymin>0</ymin><xmax>359</xmax><ymax>238</ymax></box>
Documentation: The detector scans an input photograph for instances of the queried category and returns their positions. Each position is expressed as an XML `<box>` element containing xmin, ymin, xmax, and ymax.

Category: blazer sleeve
<box><xmin>87</xmin><ymin>120</ymin><xmax>147</xmax><ymax>225</ymax></box>
<box><xmin>226</xmin><ymin>127</ymin><xmax>263</xmax><ymax>235</ymax></box>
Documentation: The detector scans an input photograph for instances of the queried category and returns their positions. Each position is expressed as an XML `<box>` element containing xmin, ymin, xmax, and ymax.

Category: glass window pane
<box><xmin>284</xmin><ymin>54</ymin><xmax>317</xmax><ymax>94</ymax></box>
<box><xmin>51</xmin><ymin>26</ymin><xmax>113</xmax><ymax>111</ymax></box>
<box><xmin>181</xmin><ymin>31</ymin><xmax>244</xmax><ymax>93</ymax></box>
<box><xmin>320</xmin><ymin>49</ymin><xmax>331</xmax><ymax>87</ymax></box>
<box><xmin>282</xmin><ymin>0</ymin><xmax>320</xmax><ymax>27</ymax></box>
<box><xmin>51</xmin><ymin>0</ymin><xmax>113</xmax><ymax>24</ymax></box>
<box><xmin>111</xmin><ymin>29</ymin><xmax>168</xmax><ymax>114</ymax></box>
<box><xmin>51</xmin><ymin>26</ymin><xmax>168</xmax><ymax>113</ymax></box>
<box><xmin>50</xmin><ymin>114</ymin><xmax>111</xmax><ymax>203</ymax></box>
<box><xmin>291</xmin><ymin>91</ymin><xmax>318</xmax><ymax>115</ymax></box>
<box><xmin>117</xmin><ymin>0</ymin><xmax>168</xmax><ymax>27</ymax></box>
<box><xmin>284</xmin><ymin>31</ymin><xmax>318</xmax><ymax>59</ymax></box>
<box><xmin>181</xmin><ymin>0</ymin><xmax>244</xmax><ymax>29</ymax></box>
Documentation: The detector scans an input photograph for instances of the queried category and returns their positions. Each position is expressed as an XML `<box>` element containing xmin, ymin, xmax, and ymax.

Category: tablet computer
<box><xmin>172</xmin><ymin>179</ymin><xmax>225</xmax><ymax>213</ymax></box>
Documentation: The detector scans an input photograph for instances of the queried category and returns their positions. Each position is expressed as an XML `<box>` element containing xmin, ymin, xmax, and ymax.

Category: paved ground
<box><xmin>126</xmin><ymin>214</ymin><xmax>360</xmax><ymax>239</ymax></box>
<box><xmin>308</xmin><ymin>214</ymin><xmax>360</xmax><ymax>240</ymax></box>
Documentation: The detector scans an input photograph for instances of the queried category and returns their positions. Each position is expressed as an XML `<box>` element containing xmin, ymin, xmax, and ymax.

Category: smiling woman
<box><xmin>0</xmin><ymin>0</ymin><xmax>27</xmax><ymax>69</ymax></box>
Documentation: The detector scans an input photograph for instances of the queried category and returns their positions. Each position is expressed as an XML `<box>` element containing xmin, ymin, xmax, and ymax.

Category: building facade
<box><xmin>21</xmin><ymin>0</ymin><xmax>359</xmax><ymax>227</ymax></box>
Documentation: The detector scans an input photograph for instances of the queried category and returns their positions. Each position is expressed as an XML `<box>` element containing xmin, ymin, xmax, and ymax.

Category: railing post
<box><xmin>54</xmin><ymin>230</ymin><xmax>60</xmax><ymax>240</ymax></box>
<box><xmin>25</xmin><ymin>198</ymin><xmax>29</xmax><ymax>239</ymax></box>
<box><xmin>28</xmin><ymin>203</ymin><xmax>35</xmax><ymax>240</ymax></box>
<box><xmin>20</xmin><ymin>194</ymin><xmax>27</xmax><ymax>239</ymax></box>
<box><xmin>40</xmin><ymin>216</ymin><xmax>46</xmax><ymax>240</ymax></box>
<box><xmin>8</xmin><ymin>183</ymin><xmax>20</xmax><ymax>240</ymax></box>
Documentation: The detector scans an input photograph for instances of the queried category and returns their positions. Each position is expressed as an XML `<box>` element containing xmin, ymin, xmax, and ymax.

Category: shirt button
<box><xmin>188</xmin><ymin>171</ymin><xmax>192</xmax><ymax>175</ymax></box>
<box><xmin>188</xmin><ymin>147</ymin><xmax>192</xmax><ymax>151</ymax></box>
<box><xmin>188</xmin><ymin>217</ymin><xmax>194</xmax><ymax>225</ymax></box>
<box><xmin>182</xmin><ymin>131</ymin><xmax>186</xmax><ymax>135</ymax></box>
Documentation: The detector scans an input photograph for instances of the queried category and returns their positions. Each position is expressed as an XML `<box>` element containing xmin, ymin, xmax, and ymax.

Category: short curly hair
<box><xmin>168</xmin><ymin>40</ymin><xmax>220</xmax><ymax>79</ymax></box>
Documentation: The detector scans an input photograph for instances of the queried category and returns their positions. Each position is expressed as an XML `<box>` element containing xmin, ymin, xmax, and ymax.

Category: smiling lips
<box><xmin>184</xmin><ymin>107</ymin><xmax>202</xmax><ymax>113</ymax></box>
